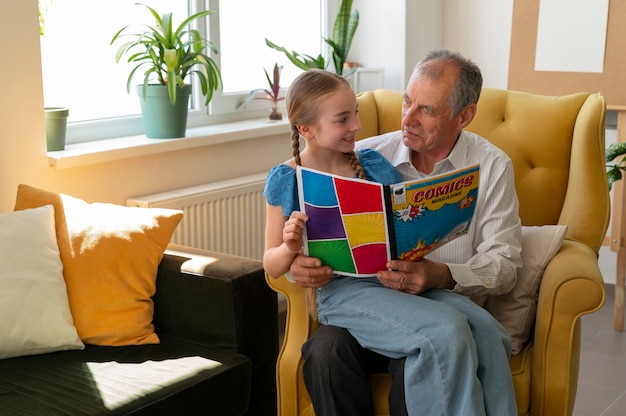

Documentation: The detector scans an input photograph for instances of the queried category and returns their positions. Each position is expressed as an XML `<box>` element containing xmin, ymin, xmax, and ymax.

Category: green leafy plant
<box><xmin>265</xmin><ymin>0</ymin><xmax>359</xmax><ymax>77</ymax></box>
<box><xmin>111</xmin><ymin>2</ymin><xmax>222</xmax><ymax>105</ymax></box>
<box><xmin>239</xmin><ymin>63</ymin><xmax>285</xmax><ymax>120</ymax></box>
<box><xmin>606</xmin><ymin>142</ymin><xmax>626</xmax><ymax>190</ymax></box>
<box><xmin>264</xmin><ymin>39</ymin><xmax>325</xmax><ymax>73</ymax></box>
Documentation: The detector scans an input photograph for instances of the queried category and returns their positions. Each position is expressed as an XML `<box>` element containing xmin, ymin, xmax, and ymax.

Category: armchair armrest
<box><xmin>266</xmin><ymin>273</ymin><xmax>319</xmax><ymax>415</ymax></box>
<box><xmin>530</xmin><ymin>239</ymin><xmax>606</xmax><ymax>415</ymax></box>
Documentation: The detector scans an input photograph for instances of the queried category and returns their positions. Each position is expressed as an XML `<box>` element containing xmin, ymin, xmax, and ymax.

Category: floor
<box><xmin>276</xmin><ymin>284</ymin><xmax>626</xmax><ymax>415</ymax></box>
<box><xmin>574</xmin><ymin>284</ymin><xmax>626</xmax><ymax>416</ymax></box>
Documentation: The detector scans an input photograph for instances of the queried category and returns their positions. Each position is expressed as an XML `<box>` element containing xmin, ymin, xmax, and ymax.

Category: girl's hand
<box><xmin>283</xmin><ymin>211</ymin><xmax>308</xmax><ymax>253</ymax></box>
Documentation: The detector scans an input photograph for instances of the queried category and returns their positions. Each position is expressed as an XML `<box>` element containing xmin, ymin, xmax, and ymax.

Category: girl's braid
<box><xmin>291</xmin><ymin>129</ymin><xmax>364</xmax><ymax>182</ymax></box>
<box><xmin>290</xmin><ymin>125</ymin><xmax>317</xmax><ymax>319</ymax></box>
<box><xmin>346</xmin><ymin>151</ymin><xmax>367</xmax><ymax>180</ymax></box>
<box><xmin>291</xmin><ymin>126</ymin><xmax>302</xmax><ymax>166</ymax></box>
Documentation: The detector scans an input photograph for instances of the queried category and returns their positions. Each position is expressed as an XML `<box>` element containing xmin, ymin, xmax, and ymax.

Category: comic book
<box><xmin>296</xmin><ymin>164</ymin><xmax>480</xmax><ymax>277</ymax></box>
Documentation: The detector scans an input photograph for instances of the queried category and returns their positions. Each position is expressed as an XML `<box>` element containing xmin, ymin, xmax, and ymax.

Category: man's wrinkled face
<box><xmin>400</xmin><ymin>66</ymin><xmax>462</xmax><ymax>157</ymax></box>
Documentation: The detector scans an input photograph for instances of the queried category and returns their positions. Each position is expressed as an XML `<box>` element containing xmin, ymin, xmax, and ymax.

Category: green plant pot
<box><xmin>44</xmin><ymin>107</ymin><xmax>69</xmax><ymax>151</ymax></box>
<box><xmin>136</xmin><ymin>84</ymin><xmax>192</xmax><ymax>139</ymax></box>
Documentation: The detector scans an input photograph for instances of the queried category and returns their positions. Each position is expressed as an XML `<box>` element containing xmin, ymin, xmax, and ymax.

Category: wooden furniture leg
<box><xmin>616</xmin><ymin>245</ymin><xmax>625</xmax><ymax>331</ymax></box>
<box><xmin>609</xmin><ymin>107</ymin><xmax>626</xmax><ymax>331</ymax></box>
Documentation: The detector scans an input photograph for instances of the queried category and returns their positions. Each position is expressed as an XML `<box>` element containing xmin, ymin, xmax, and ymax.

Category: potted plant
<box><xmin>239</xmin><ymin>63</ymin><xmax>285</xmax><ymax>121</ymax></box>
<box><xmin>265</xmin><ymin>0</ymin><xmax>359</xmax><ymax>77</ymax></box>
<box><xmin>606</xmin><ymin>141</ymin><xmax>626</xmax><ymax>190</ymax></box>
<box><xmin>111</xmin><ymin>3</ymin><xmax>222</xmax><ymax>138</ymax></box>
<box><xmin>39</xmin><ymin>0</ymin><xmax>69</xmax><ymax>151</ymax></box>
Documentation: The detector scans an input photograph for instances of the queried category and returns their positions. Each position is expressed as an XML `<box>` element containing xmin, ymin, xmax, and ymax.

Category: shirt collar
<box><xmin>444</xmin><ymin>131</ymin><xmax>469</xmax><ymax>170</ymax></box>
<box><xmin>394</xmin><ymin>130</ymin><xmax>470</xmax><ymax>174</ymax></box>
<box><xmin>391</xmin><ymin>142</ymin><xmax>412</xmax><ymax>168</ymax></box>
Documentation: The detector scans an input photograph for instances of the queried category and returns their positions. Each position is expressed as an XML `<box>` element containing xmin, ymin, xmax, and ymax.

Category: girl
<box><xmin>263</xmin><ymin>69</ymin><xmax>402</xmax><ymax>313</ymax></box>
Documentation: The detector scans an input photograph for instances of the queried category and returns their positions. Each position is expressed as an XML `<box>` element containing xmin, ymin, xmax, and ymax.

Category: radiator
<box><xmin>127</xmin><ymin>173</ymin><xmax>267</xmax><ymax>261</ymax></box>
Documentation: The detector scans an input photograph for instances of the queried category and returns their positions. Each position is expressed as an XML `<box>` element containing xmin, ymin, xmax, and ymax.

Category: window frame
<box><xmin>54</xmin><ymin>0</ymin><xmax>331</xmax><ymax>145</ymax></box>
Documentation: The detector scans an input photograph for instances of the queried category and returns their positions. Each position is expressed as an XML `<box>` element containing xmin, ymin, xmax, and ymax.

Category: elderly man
<box><xmin>289</xmin><ymin>49</ymin><xmax>522</xmax><ymax>416</ymax></box>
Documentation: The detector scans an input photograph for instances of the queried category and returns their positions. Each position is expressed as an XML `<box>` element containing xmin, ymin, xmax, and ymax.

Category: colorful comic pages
<box><xmin>296</xmin><ymin>164</ymin><xmax>479</xmax><ymax>277</ymax></box>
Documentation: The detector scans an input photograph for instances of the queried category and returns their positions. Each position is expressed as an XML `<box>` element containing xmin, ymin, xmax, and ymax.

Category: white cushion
<box><xmin>485</xmin><ymin>225</ymin><xmax>568</xmax><ymax>355</ymax></box>
<box><xmin>0</xmin><ymin>205</ymin><xmax>83</xmax><ymax>359</ymax></box>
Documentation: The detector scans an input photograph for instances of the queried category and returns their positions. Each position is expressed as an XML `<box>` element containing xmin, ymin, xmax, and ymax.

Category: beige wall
<box><xmin>0</xmin><ymin>1</ymin><xmax>291</xmax><ymax>213</ymax></box>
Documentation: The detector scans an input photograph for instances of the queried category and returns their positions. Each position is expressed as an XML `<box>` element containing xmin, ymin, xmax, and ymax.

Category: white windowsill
<box><xmin>47</xmin><ymin>118</ymin><xmax>291</xmax><ymax>171</ymax></box>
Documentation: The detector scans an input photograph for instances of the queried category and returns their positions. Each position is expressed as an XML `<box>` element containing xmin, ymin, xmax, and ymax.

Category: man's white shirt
<box><xmin>356</xmin><ymin>130</ymin><xmax>522</xmax><ymax>296</ymax></box>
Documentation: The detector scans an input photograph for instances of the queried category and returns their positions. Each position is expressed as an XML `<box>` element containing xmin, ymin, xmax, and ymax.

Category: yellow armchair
<box><xmin>267</xmin><ymin>88</ymin><xmax>609</xmax><ymax>416</ymax></box>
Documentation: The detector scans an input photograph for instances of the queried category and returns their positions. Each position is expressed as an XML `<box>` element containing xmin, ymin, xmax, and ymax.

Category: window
<box><xmin>39</xmin><ymin>0</ymin><xmax>325</xmax><ymax>144</ymax></box>
<box><xmin>207</xmin><ymin>0</ymin><xmax>323</xmax><ymax>116</ymax></box>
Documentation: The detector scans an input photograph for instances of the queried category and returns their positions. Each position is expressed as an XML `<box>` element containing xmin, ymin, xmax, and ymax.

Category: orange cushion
<box><xmin>14</xmin><ymin>184</ymin><xmax>183</xmax><ymax>346</ymax></box>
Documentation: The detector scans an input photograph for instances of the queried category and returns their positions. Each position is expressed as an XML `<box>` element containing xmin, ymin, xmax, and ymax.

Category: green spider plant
<box><xmin>111</xmin><ymin>2</ymin><xmax>222</xmax><ymax>105</ymax></box>
<box><xmin>265</xmin><ymin>0</ymin><xmax>359</xmax><ymax>77</ymax></box>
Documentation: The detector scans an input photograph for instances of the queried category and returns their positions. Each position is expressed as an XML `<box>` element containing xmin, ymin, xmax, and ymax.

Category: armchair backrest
<box><xmin>354</xmin><ymin>88</ymin><xmax>610</xmax><ymax>252</ymax></box>
<box><xmin>355</xmin><ymin>89</ymin><xmax>403</xmax><ymax>141</ymax></box>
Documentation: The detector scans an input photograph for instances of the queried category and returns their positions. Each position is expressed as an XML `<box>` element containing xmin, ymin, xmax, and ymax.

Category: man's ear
<box><xmin>458</xmin><ymin>103</ymin><xmax>477</xmax><ymax>129</ymax></box>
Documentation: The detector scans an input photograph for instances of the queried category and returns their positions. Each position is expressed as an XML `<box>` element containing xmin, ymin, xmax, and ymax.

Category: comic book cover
<box><xmin>389</xmin><ymin>164</ymin><xmax>479</xmax><ymax>261</ymax></box>
<box><xmin>296</xmin><ymin>164</ymin><xmax>479</xmax><ymax>277</ymax></box>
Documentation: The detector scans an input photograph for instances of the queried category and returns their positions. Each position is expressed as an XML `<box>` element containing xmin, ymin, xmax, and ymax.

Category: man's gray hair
<box><xmin>415</xmin><ymin>49</ymin><xmax>483</xmax><ymax>116</ymax></box>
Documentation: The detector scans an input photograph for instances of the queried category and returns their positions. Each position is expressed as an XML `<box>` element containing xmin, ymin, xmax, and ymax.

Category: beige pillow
<box><xmin>485</xmin><ymin>225</ymin><xmax>567</xmax><ymax>355</ymax></box>
<box><xmin>0</xmin><ymin>205</ymin><xmax>84</xmax><ymax>359</ymax></box>
<box><xmin>14</xmin><ymin>185</ymin><xmax>183</xmax><ymax>346</ymax></box>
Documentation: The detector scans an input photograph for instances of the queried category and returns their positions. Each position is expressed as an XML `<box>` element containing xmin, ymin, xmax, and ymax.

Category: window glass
<box><xmin>217</xmin><ymin>0</ymin><xmax>321</xmax><ymax>94</ymax></box>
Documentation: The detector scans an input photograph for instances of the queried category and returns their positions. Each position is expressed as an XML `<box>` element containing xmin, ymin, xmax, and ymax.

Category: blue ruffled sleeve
<box><xmin>263</xmin><ymin>164</ymin><xmax>299</xmax><ymax>217</ymax></box>
<box><xmin>358</xmin><ymin>148</ymin><xmax>403</xmax><ymax>185</ymax></box>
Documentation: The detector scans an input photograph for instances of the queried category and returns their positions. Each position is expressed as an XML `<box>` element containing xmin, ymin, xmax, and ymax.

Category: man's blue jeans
<box><xmin>309</xmin><ymin>276</ymin><xmax>516</xmax><ymax>416</ymax></box>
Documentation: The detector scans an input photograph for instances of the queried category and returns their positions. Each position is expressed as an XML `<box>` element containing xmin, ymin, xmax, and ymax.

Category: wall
<box><xmin>444</xmin><ymin>0</ymin><xmax>514</xmax><ymax>89</ymax></box>
<box><xmin>351</xmin><ymin>0</ymin><xmax>513</xmax><ymax>90</ymax></box>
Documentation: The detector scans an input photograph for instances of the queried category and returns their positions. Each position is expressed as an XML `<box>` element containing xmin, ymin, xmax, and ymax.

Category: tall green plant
<box><xmin>326</xmin><ymin>0</ymin><xmax>359</xmax><ymax>76</ymax></box>
<box><xmin>265</xmin><ymin>0</ymin><xmax>359</xmax><ymax>76</ymax></box>
<box><xmin>111</xmin><ymin>3</ymin><xmax>222</xmax><ymax>105</ymax></box>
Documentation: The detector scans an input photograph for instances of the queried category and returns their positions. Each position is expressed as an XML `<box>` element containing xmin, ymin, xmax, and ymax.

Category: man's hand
<box><xmin>376</xmin><ymin>258</ymin><xmax>455</xmax><ymax>295</ymax></box>
<box><xmin>289</xmin><ymin>253</ymin><xmax>332</xmax><ymax>288</ymax></box>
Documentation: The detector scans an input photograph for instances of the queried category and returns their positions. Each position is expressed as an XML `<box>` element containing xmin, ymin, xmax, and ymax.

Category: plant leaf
<box><xmin>607</xmin><ymin>166</ymin><xmax>623</xmax><ymax>191</ymax></box>
<box><xmin>606</xmin><ymin>142</ymin><xmax>626</xmax><ymax>162</ymax></box>
<box><xmin>265</xmin><ymin>38</ymin><xmax>325</xmax><ymax>71</ymax></box>
<box><xmin>324</xmin><ymin>0</ymin><xmax>359</xmax><ymax>75</ymax></box>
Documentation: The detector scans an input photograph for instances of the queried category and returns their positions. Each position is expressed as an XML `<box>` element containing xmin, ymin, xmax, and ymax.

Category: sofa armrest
<box><xmin>530</xmin><ymin>239</ymin><xmax>606</xmax><ymax>415</ymax></box>
<box><xmin>154</xmin><ymin>245</ymin><xmax>279</xmax><ymax>415</ymax></box>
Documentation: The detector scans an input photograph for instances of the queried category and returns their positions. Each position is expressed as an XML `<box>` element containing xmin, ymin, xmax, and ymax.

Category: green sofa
<box><xmin>0</xmin><ymin>248</ymin><xmax>279</xmax><ymax>415</ymax></box>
